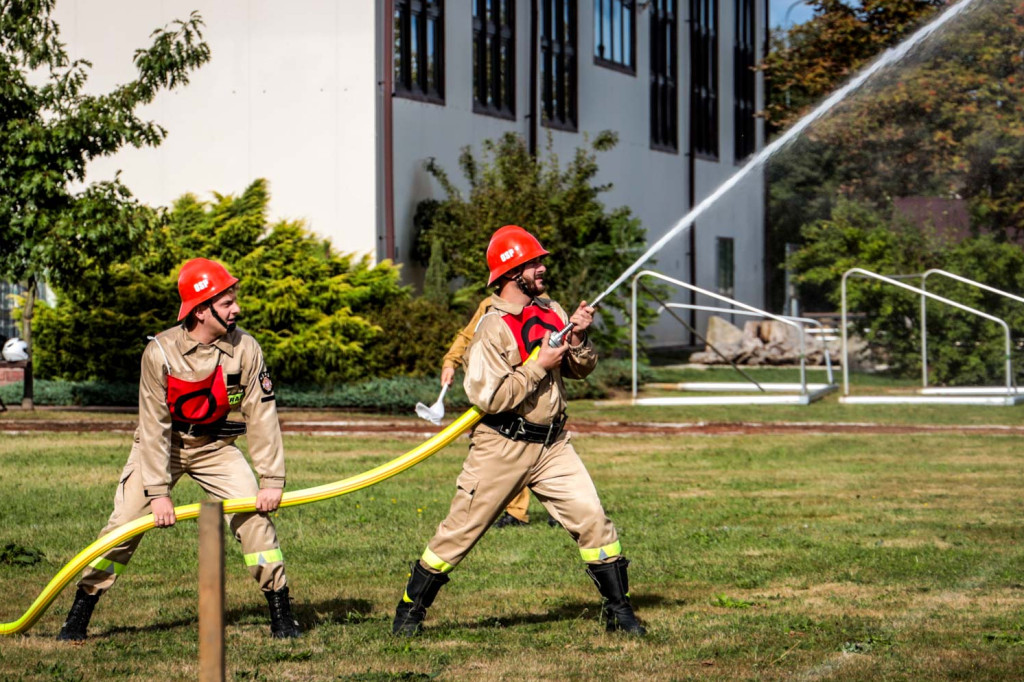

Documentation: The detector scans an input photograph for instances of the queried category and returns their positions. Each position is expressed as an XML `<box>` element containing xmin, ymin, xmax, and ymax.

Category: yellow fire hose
<box><xmin>0</xmin><ymin>402</ymin><xmax>488</xmax><ymax>635</ymax></box>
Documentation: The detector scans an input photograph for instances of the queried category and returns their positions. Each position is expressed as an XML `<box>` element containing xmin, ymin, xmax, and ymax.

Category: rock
<box><xmin>706</xmin><ymin>316</ymin><xmax>744</xmax><ymax>350</ymax></box>
<box><xmin>688</xmin><ymin>315</ymin><xmax>842</xmax><ymax>367</ymax></box>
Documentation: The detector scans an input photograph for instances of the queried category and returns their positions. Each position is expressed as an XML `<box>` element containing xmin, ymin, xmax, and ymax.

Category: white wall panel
<box><xmin>53</xmin><ymin>0</ymin><xmax>377</xmax><ymax>258</ymax></box>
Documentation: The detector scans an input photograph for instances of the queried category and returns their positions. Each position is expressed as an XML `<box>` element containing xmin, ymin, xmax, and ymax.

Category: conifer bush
<box><xmin>32</xmin><ymin>180</ymin><xmax>408</xmax><ymax>385</ymax></box>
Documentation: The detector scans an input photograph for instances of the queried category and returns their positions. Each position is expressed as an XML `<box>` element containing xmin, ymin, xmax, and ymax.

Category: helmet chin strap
<box><xmin>514</xmin><ymin>273</ymin><xmax>545</xmax><ymax>298</ymax></box>
<box><xmin>209</xmin><ymin>306</ymin><xmax>237</xmax><ymax>334</ymax></box>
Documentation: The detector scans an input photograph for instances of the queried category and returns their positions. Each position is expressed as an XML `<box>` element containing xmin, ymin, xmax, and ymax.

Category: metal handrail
<box><xmin>841</xmin><ymin>268</ymin><xmax>1014</xmax><ymax>396</ymax></box>
<box><xmin>919</xmin><ymin>269</ymin><xmax>1023</xmax><ymax>389</ymax></box>
<box><xmin>631</xmin><ymin>270</ymin><xmax>809</xmax><ymax>398</ymax></box>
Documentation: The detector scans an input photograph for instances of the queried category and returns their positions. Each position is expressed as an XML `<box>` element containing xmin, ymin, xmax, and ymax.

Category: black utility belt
<box><xmin>171</xmin><ymin>419</ymin><xmax>247</xmax><ymax>439</ymax></box>
<box><xmin>480</xmin><ymin>411</ymin><xmax>567</xmax><ymax>446</ymax></box>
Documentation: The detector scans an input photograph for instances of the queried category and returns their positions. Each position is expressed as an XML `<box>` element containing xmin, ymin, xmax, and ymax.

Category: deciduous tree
<box><xmin>0</xmin><ymin>0</ymin><xmax>210</xmax><ymax>406</ymax></box>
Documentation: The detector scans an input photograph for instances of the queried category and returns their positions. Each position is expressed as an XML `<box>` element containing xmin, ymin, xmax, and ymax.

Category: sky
<box><xmin>769</xmin><ymin>0</ymin><xmax>816</xmax><ymax>28</ymax></box>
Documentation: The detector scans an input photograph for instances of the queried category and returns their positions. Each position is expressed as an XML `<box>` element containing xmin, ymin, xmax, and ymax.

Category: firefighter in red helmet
<box><xmin>391</xmin><ymin>226</ymin><xmax>645</xmax><ymax>637</ymax></box>
<box><xmin>57</xmin><ymin>258</ymin><xmax>301</xmax><ymax>641</ymax></box>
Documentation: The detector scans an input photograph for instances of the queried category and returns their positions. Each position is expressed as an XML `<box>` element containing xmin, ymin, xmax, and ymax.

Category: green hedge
<box><xmin>0</xmin><ymin>359</ymin><xmax>648</xmax><ymax>411</ymax></box>
<box><xmin>0</xmin><ymin>380</ymin><xmax>138</xmax><ymax>407</ymax></box>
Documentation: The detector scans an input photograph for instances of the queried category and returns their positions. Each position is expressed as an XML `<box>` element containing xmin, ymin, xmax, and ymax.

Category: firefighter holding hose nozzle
<box><xmin>392</xmin><ymin>225</ymin><xmax>645</xmax><ymax>637</ymax></box>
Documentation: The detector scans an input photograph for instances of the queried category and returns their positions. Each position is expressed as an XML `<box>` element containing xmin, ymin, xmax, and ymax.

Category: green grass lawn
<box><xmin>1</xmin><ymin>421</ymin><xmax>1023</xmax><ymax>680</ymax></box>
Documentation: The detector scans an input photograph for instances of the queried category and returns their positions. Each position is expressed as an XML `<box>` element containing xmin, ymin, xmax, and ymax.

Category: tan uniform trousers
<box><xmin>504</xmin><ymin>487</ymin><xmax>531</xmax><ymax>523</ymax></box>
<box><xmin>78</xmin><ymin>436</ymin><xmax>287</xmax><ymax>596</ymax></box>
<box><xmin>422</xmin><ymin>426</ymin><xmax>620</xmax><ymax>572</ymax></box>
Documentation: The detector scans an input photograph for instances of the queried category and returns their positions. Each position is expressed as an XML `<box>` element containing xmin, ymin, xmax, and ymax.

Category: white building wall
<box><xmin>52</xmin><ymin>0</ymin><xmax>377</xmax><ymax>258</ymax></box>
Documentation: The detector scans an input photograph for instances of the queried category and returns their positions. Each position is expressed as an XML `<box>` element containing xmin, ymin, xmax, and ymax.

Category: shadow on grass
<box><xmin>455</xmin><ymin>593</ymin><xmax>670</xmax><ymax>630</ymax></box>
<box><xmin>90</xmin><ymin>594</ymin><xmax>670</xmax><ymax>638</ymax></box>
<box><xmin>96</xmin><ymin>596</ymin><xmax>375</xmax><ymax>638</ymax></box>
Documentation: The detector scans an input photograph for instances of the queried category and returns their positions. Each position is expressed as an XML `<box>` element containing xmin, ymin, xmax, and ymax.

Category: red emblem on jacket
<box><xmin>501</xmin><ymin>303</ymin><xmax>564</xmax><ymax>362</ymax></box>
<box><xmin>166</xmin><ymin>369</ymin><xmax>232</xmax><ymax>424</ymax></box>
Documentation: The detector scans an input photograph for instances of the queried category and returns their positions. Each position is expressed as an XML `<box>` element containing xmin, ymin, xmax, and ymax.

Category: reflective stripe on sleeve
<box><xmin>243</xmin><ymin>548</ymin><xmax>284</xmax><ymax>567</ymax></box>
<box><xmin>87</xmin><ymin>557</ymin><xmax>127</xmax><ymax>575</ymax></box>
<box><xmin>420</xmin><ymin>547</ymin><xmax>454</xmax><ymax>573</ymax></box>
<box><xmin>580</xmin><ymin>540</ymin><xmax>622</xmax><ymax>563</ymax></box>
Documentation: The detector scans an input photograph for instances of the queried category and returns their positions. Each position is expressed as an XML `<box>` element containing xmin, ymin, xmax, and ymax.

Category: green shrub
<box><xmin>790</xmin><ymin>199</ymin><xmax>1024</xmax><ymax>385</ymax></box>
<box><xmin>278</xmin><ymin>376</ymin><xmax>470</xmax><ymax>413</ymax></box>
<box><xmin>362</xmin><ymin>297</ymin><xmax>466</xmax><ymax>379</ymax></box>
<box><xmin>32</xmin><ymin>180</ymin><xmax>408</xmax><ymax>386</ymax></box>
<box><xmin>0</xmin><ymin>380</ymin><xmax>136</xmax><ymax>407</ymax></box>
<box><xmin>411</xmin><ymin>131</ymin><xmax>657</xmax><ymax>350</ymax></box>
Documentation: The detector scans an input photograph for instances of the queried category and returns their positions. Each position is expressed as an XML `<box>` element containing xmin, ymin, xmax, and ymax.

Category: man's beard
<box><xmin>515</xmin><ymin>274</ymin><xmax>547</xmax><ymax>297</ymax></box>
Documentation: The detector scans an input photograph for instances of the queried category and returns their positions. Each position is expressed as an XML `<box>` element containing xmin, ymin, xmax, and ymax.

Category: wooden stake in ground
<box><xmin>198</xmin><ymin>500</ymin><xmax>225</xmax><ymax>682</ymax></box>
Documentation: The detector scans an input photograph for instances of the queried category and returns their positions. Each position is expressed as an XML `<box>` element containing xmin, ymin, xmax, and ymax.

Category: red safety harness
<box><xmin>150</xmin><ymin>335</ymin><xmax>242</xmax><ymax>437</ymax></box>
<box><xmin>166</xmin><ymin>367</ymin><xmax>231</xmax><ymax>425</ymax></box>
<box><xmin>481</xmin><ymin>302</ymin><xmax>568</xmax><ymax>445</ymax></box>
<box><xmin>500</xmin><ymin>302</ymin><xmax>564</xmax><ymax>363</ymax></box>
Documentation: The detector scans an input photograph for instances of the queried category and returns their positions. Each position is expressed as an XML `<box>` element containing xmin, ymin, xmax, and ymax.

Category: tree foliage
<box><xmin>0</xmin><ymin>0</ymin><xmax>211</xmax><ymax>289</ymax></box>
<box><xmin>411</xmin><ymin>131</ymin><xmax>653</xmax><ymax>349</ymax></box>
<box><xmin>764</xmin><ymin>0</ymin><xmax>944</xmax><ymax>131</ymax></box>
<box><xmin>804</xmin><ymin>0</ymin><xmax>1024</xmax><ymax>234</ymax></box>
<box><xmin>33</xmin><ymin>180</ymin><xmax>417</xmax><ymax>385</ymax></box>
<box><xmin>790</xmin><ymin>199</ymin><xmax>1024</xmax><ymax>385</ymax></box>
<box><xmin>767</xmin><ymin>0</ymin><xmax>1024</xmax><ymax>307</ymax></box>
<box><xmin>0</xmin><ymin>0</ymin><xmax>211</xmax><ymax>404</ymax></box>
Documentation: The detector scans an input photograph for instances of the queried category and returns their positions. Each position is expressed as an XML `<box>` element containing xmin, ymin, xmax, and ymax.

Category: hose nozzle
<box><xmin>548</xmin><ymin>322</ymin><xmax>575</xmax><ymax>348</ymax></box>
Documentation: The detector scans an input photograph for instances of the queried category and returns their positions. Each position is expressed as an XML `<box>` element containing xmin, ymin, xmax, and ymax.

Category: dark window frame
<box><xmin>473</xmin><ymin>0</ymin><xmax>516</xmax><ymax>119</ymax></box>
<box><xmin>716</xmin><ymin>236</ymin><xmax>735</xmax><ymax>299</ymax></box>
<box><xmin>540</xmin><ymin>0</ymin><xmax>578</xmax><ymax>132</ymax></box>
<box><xmin>690</xmin><ymin>0</ymin><xmax>719</xmax><ymax>160</ymax></box>
<box><xmin>649</xmin><ymin>0</ymin><xmax>678</xmax><ymax>153</ymax></box>
<box><xmin>394</xmin><ymin>0</ymin><xmax>445</xmax><ymax>104</ymax></box>
<box><xmin>594</xmin><ymin>0</ymin><xmax>636</xmax><ymax>74</ymax></box>
<box><xmin>733</xmin><ymin>0</ymin><xmax>757</xmax><ymax>162</ymax></box>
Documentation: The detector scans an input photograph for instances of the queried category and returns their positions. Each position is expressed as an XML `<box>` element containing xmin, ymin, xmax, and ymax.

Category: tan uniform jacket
<box><xmin>441</xmin><ymin>296</ymin><xmax>494</xmax><ymax>371</ymax></box>
<box><xmin>137</xmin><ymin>325</ymin><xmax>285</xmax><ymax>498</ymax></box>
<box><xmin>463</xmin><ymin>295</ymin><xmax>596</xmax><ymax>423</ymax></box>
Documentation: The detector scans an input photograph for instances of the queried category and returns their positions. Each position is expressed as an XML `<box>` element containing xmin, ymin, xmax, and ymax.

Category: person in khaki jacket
<box><xmin>441</xmin><ymin>297</ymin><xmax>534</xmax><ymax>528</ymax></box>
<box><xmin>392</xmin><ymin>225</ymin><xmax>645</xmax><ymax>637</ymax></box>
<box><xmin>57</xmin><ymin>258</ymin><xmax>301</xmax><ymax>641</ymax></box>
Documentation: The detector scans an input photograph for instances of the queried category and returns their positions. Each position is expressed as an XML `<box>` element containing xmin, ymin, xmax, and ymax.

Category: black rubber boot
<box><xmin>56</xmin><ymin>588</ymin><xmax>100</xmax><ymax>641</ymax></box>
<box><xmin>265</xmin><ymin>586</ymin><xmax>301</xmax><ymax>639</ymax></box>
<box><xmin>586</xmin><ymin>557</ymin><xmax>647</xmax><ymax>636</ymax></box>
<box><xmin>494</xmin><ymin>512</ymin><xmax>528</xmax><ymax>528</ymax></box>
<box><xmin>392</xmin><ymin>562</ymin><xmax>450</xmax><ymax>636</ymax></box>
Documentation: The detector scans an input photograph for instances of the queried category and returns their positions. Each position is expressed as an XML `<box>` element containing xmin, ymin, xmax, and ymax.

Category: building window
<box><xmin>716</xmin><ymin>237</ymin><xmax>734</xmax><ymax>299</ymax></box>
<box><xmin>541</xmin><ymin>0</ymin><xmax>577</xmax><ymax>131</ymax></box>
<box><xmin>649</xmin><ymin>0</ymin><xmax>677</xmax><ymax>152</ymax></box>
<box><xmin>690</xmin><ymin>0</ymin><xmax>718</xmax><ymax>159</ymax></box>
<box><xmin>0</xmin><ymin>282</ymin><xmax>21</xmax><ymax>340</ymax></box>
<box><xmin>594</xmin><ymin>0</ymin><xmax>634</xmax><ymax>72</ymax></box>
<box><xmin>734</xmin><ymin>0</ymin><xmax>756</xmax><ymax>162</ymax></box>
<box><xmin>394</xmin><ymin>0</ymin><xmax>445</xmax><ymax>103</ymax></box>
<box><xmin>473</xmin><ymin>0</ymin><xmax>515</xmax><ymax>118</ymax></box>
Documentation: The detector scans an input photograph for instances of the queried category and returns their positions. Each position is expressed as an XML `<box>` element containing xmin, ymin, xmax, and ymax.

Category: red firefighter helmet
<box><xmin>486</xmin><ymin>225</ymin><xmax>549</xmax><ymax>285</ymax></box>
<box><xmin>176</xmin><ymin>258</ymin><xmax>239</xmax><ymax>321</ymax></box>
